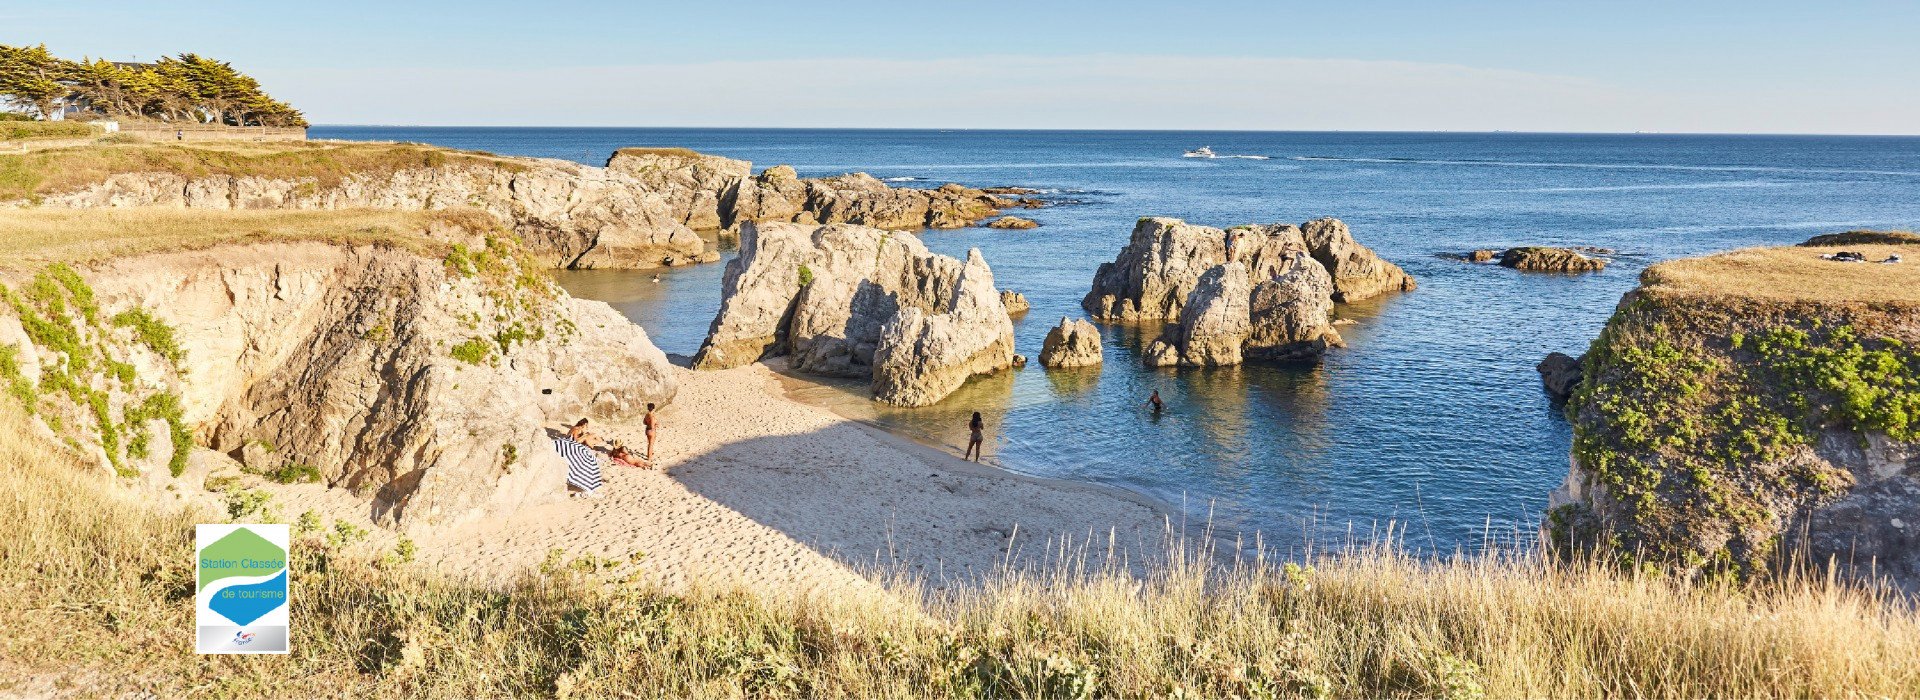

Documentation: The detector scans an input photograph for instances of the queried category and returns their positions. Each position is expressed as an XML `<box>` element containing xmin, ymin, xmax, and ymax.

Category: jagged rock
<box><xmin>1501</xmin><ymin>247</ymin><xmax>1608</xmax><ymax>272</ymax></box>
<box><xmin>605</xmin><ymin>148</ymin><xmax>751</xmax><ymax>230</ymax></box>
<box><xmin>1145</xmin><ymin>264</ymin><xmax>1252</xmax><ymax>367</ymax></box>
<box><xmin>723</xmin><ymin>169</ymin><xmax>1008</xmax><ymax>232</ymax></box>
<box><xmin>41</xmin><ymin>160</ymin><xmax>708</xmax><ymax>271</ymax></box>
<box><xmin>981</xmin><ymin>186</ymin><xmax>1040</xmax><ymax>195</ymax></box>
<box><xmin>1085</xmin><ymin>218</ymin><xmax>1311</xmax><ymax>322</ymax></box>
<box><xmin>37</xmin><ymin>237</ymin><xmax>680</xmax><ymax>533</ymax></box>
<box><xmin>871</xmin><ymin>250</ymin><xmax>1017</xmax><ymax>406</ymax></box>
<box><xmin>1000</xmin><ymin>290</ymin><xmax>1030</xmax><ymax>316</ymax></box>
<box><xmin>1466</xmin><ymin>249</ymin><xmax>1497</xmax><ymax>263</ymax></box>
<box><xmin>1300</xmin><ymin>218</ymin><xmax>1418</xmax><ymax>302</ymax></box>
<box><xmin>1245</xmin><ymin>260</ymin><xmax>1343</xmax><ymax>361</ymax></box>
<box><xmin>1011</xmin><ymin>354</ymin><xmax>1028</xmax><ymax>369</ymax></box>
<box><xmin>1537</xmin><ymin>352</ymin><xmax>1584</xmax><ymax>400</ymax></box>
<box><xmin>1039</xmin><ymin>317</ymin><xmax>1103</xmax><ymax>368</ymax></box>
<box><xmin>987</xmin><ymin>216</ymin><xmax>1039</xmax><ymax>229</ymax></box>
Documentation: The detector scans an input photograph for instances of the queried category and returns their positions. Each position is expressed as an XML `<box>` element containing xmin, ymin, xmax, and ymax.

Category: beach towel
<box><xmin>553</xmin><ymin>437</ymin><xmax>602</xmax><ymax>492</ymax></box>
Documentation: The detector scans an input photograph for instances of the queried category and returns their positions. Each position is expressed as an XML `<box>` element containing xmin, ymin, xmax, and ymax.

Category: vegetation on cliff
<box><xmin>1555</xmin><ymin>240</ymin><xmax>1920</xmax><ymax>577</ymax></box>
<box><xmin>0</xmin><ymin>140</ymin><xmax>521</xmax><ymax>202</ymax></box>
<box><xmin>1</xmin><ymin>43</ymin><xmax>304</xmax><ymax>126</ymax></box>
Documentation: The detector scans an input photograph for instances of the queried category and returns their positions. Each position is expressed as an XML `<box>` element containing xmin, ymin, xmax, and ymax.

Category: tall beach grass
<box><xmin>2</xmin><ymin>397</ymin><xmax>1917</xmax><ymax>698</ymax></box>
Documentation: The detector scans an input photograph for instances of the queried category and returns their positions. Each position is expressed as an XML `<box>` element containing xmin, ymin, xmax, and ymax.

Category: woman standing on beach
<box><xmin>643</xmin><ymin>403</ymin><xmax>659</xmax><ymax>461</ymax></box>
<box><xmin>964</xmin><ymin>412</ymin><xmax>985</xmax><ymax>462</ymax></box>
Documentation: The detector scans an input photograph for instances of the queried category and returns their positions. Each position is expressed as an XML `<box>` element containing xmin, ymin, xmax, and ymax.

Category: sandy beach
<box><xmin>410</xmin><ymin>361</ymin><xmax>1179</xmax><ymax>592</ymax></box>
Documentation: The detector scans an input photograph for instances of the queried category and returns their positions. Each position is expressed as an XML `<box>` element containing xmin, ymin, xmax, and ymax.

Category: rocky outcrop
<box><xmin>1000</xmin><ymin>290</ymin><xmax>1030</xmax><ymax>316</ymax></box>
<box><xmin>1549</xmin><ymin>241</ymin><xmax>1920</xmax><ymax>588</ymax></box>
<box><xmin>1143</xmin><ymin>260</ymin><xmax>1342</xmax><ymax>367</ymax></box>
<box><xmin>0</xmin><ymin>230</ymin><xmax>677</xmax><ymax>534</ymax></box>
<box><xmin>1799</xmin><ymin>230</ymin><xmax>1920</xmax><ymax>247</ymax></box>
<box><xmin>1500</xmin><ymin>247</ymin><xmax>1608</xmax><ymax>272</ymax></box>
<box><xmin>871</xmin><ymin>250</ymin><xmax>1017</xmax><ymax>406</ymax></box>
<box><xmin>36</xmin><ymin>158</ymin><xmax>713</xmax><ymax>271</ymax></box>
<box><xmin>693</xmin><ymin>221</ymin><xmax>1016</xmax><ymax>405</ymax></box>
<box><xmin>1466</xmin><ymin>249</ymin><xmax>1498</xmax><ymax>263</ymax></box>
<box><xmin>1040</xmin><ymin>317</ymin><xmax>1104</xmax><ymax>368</ymax></box>
<box><xmin>1537</xmin><ymin>352</ymin><xmax>1583</xmax><ymax>400</ymax></box>
<box><xmin>605</xmin><ymin>148</ymin><xmax>751</xmax><ymax>230</ymax></box>
<box><xmin>725</xmin><ymin>169</ymin><xmax>1012</xmax><ymax>232</ymax></box>
<box><xmin>1299</xmin><ymin>218</ymin><xmax>1418</xmax><ymax>302</ymax></box>
<box><xmin>1085</xmin><ymin>217</ymin><xmax>1412</xmax><ymax>322</ymax></box>
<box><xmin>987</xmin><ymin>216</ymin><xmax>1039</xmax><ymax>230</ymax></box>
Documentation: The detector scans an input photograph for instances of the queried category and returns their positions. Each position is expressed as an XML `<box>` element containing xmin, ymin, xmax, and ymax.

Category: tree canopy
<box><xmin>0</xmin><ymin>44</ymin><xmax>306</xmax><ymax>127</ymax></box>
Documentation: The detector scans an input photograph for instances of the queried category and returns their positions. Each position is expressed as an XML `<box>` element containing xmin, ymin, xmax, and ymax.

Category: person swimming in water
<box><xmin>1144</xmin><ymin>390</ymin><xmax>1165</xmax><ymax>413</ymax></box>
<box><xmin>964</xmin><ymin>411</ymin><xmax>985</xmax><ymax>462</ymax></box>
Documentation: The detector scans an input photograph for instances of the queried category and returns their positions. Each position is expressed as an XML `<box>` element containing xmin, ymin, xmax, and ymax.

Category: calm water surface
<box><xmin>317</xmin><ymin>126</ymin><xmax>1920</xmax><ymax>550</ymax></box>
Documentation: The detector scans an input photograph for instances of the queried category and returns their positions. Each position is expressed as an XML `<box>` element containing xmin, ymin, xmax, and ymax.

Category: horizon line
<box><xmin>305</xmin><ymin>124</ymin><xmax>1920</xmax><ymax>138</ymax></box>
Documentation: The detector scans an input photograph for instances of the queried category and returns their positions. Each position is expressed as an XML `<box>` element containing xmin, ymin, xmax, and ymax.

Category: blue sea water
<box><xmin>315</xmin><ymin>126</ymin><xmax>1920</xmax><ymax>550</ymax></box>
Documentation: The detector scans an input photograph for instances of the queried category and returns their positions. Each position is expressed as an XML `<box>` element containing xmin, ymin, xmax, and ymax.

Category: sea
<box><xmin>313</xmin><ymin>126</ymin><xmax>1920</xmax><ymax>551</ymax></box>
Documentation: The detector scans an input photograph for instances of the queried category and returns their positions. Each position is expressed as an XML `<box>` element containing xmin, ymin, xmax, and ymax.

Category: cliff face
<box><xmin>693</xmin><ymin>221</ymin><xmax>1014</xmax><ymax>406</ymax></box>
<box><xmin>1552</xmin><ymin>240</ymin><xmax>1920</xmax><ymax>587</ymax></box>
<box><xmin>0</xmin><ymin>232</ymin><xmax>677</xmax><ymax>532</ymax></box>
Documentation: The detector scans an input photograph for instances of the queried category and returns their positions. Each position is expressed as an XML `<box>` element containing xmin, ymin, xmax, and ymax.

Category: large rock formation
<box><xmin>871</xmin><ymin>250</ymin><xmax>1017</xmax><ymax>406</ymax></box>
<box><xmin>1084</xmin><ymin>217</ymin><xmax>1412</xmax><ymax>322</ymax></box>
<box><xmin>605</xmin><ymin>147</ymin><xmax>751</xmax><ymax>230</ymax></box>
<box><xmin>1040</xmin><ymin>317</ymin><xmax>1103</xmax><ymax>368</ymax></box>
<box><xmin>1143</xmin><ymin>259</ymin><xmax>1342</xmax><ymax>367</ymax></box>
<box><xmin>1500</xmin><ymin>247</ymin><xmax>1608</xmax><ymax>272</ymax></box>
<box><xmin>0</xmin><ymin>227</ymin><xmax>676</xmax><ymax>533</ymax></box>
<box><xmin>999</xmin><ymin>290</ymin><xmax>1030</xmax><ymax>316</ymax></box>
<box><xmin>1299</xmin><ymin>218</ymin><xmax>1418</xmax><ymax>302</ymax></box>
<box><xmin>1537</xmin><ymin>352</ymin><xmax>1584</xmax><ymax>400</ymax></box>
<box><xmin>35</xmin><ymin>156</ymin><xmax>712</xmax><ymax>270</ymax></box>
<box><xmin>725</xmin><ymin>170</ymin><xmax>1012</xmax><ymax>231</ymax></box>
<box><xmin>1549</xmin><ymin>238</ymin><xmax>1920</xmax><ymax>588</ymax></box>
<box><xmin>693</xmin><ymin>222</ymin><xmax>1016</xmax><ymax>405</ymax></box>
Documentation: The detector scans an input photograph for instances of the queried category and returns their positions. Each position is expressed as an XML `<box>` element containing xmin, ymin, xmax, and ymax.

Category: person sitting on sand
<box><xmin>964</xmin><ymin>411</ymin><xmax>985</xmax><ymax>462</ymax></box>
<box><xmin>1145</xmin><ymin>390</ymin><xmax>1165</xmax><ymax>414</ymax></box>
<box><xmin>568</xmin><ymin>418</ymin><xmax>602</xmax><ymax>449</ymax></box>
<box><xmin>643</xmin><ymin>403</ymin><xmax>660</xmax><ymax>461</ymax></box>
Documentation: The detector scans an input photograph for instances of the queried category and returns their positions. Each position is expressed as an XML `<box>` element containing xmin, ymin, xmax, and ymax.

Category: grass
<box><xmin>0</xmin><ymin>207</ymin><xmax>474</xmax><ymax>268</ymax></box>
<box><xmin>1</xmin><ymin>121</ymin><xmax>99</xmax><ymax>142</ymax></box>
<box><xmin>0</xmin><ymin>139</ymin><xmax>525</xmax><ymax>202</ymax></box>
<box><xmin>2</xmin><ymin>399</ymin><xmax>1919</xmax><ymax>697</ymax></box>
<box><xmin>1642</xmin><ymin>241</ymin><xmax>1920</xmax><ymax>305</ymax></box>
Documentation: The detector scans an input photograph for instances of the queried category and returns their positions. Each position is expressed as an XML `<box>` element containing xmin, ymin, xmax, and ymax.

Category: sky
<box><xmin>5</xmin><ymin>1</ymin><xmax>1918</xmax><ymax>134</ymax></box>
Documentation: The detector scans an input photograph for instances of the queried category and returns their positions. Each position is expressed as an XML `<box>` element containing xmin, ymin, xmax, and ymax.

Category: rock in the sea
<box><xmin>1011</xmin><ymin>354</ymin><xmax>1028</xmax><ymax>369</ymax></box>
<box><xmin>694</xmin><ymin>222</ymin><xmax>1017</xmax><ymax>405</ymax></box>
<box><xmin>1144</xmin><ymin>259</ymin><xmax>1342</xmax><ymax>367</ymax></box>
<box><xmin>987</xmin><ymin>216</ymin><xmax>1039</xmax><ymax>230</ymax></box>
<box><xmin>1039</xmin><ymin>317</ymin><xmax>1104</xmax><ymax>368</ymax></box>
<box><xmin>1500</xmin><ymin>247</ymin><xmax>1608</xmax><ymax>272</ymax></box>
<box><xmin>724</xmin><ymin>169</ymin><xmax>1009</xmax><ymax>232</ymax></box>
<box><xmin>1466</xmin><ymin>249</ymin><xmax>1498</xmax><ymax>263</ymax></box>
<box><xmin>1300</xmin><ymin>218</ymin><xmax>1418</xmax><ymax>302</ymax></box>
<box><xmin>1799</xmin><ymin>230</ymin><xmax>1920</xmax><ymax>247</ymax></box>
<box><xmin>871</xmin><ymin>249</ymin><xmax>1017</xmax><ymax>406</ymax></box>
<box><xmin>605</xmin><ymin>147</ymin><xmax>751</xmax><ymax>230</ymax></box>
<box><xmin>1536</xmin><ymin>351</ymin><xmax>1583</xmax><ymax>400</ymax></box>
<box><xmin>1000</xmin><ymin>290</ymin><xmax>1030</xmax><ymax>316</ymax></box>
<box><xmin>1085</xmin><ymin>217</ymin><xmax>1412</xmax><ymax>321</ymax></box>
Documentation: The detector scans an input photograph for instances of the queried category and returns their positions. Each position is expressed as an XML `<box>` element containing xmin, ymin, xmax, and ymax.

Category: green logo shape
<box><xmin>198</xmin><ymin>527</ymin><xmax>287</xmax><ymax>591</ymax></box>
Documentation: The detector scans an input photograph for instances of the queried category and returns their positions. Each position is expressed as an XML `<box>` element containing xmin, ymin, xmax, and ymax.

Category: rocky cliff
<box><xmin>724</xmin><ymin>168</ymin><xmax>1012</xmax><ymax>231</ymax></box>
<box><xmin>1550</xmin><ymin>237</ymin><xmax>1920</xmax><ymax>588</ymax></box>
<box><xmin>0</xmin><ymin>220</ymin><xmax>677</xmax><ymax>533</ymax></box>
<box><xmin>1142</xmin><ymin>259</ymin><xmax>1342</xmax><ymax>367</ymax></box>
<box><xmin>693</xmin><ymin>221</ymin><xmax>1015</xmax><ymax>406</ymax></box>
<box><xmin>1084</xmin><ymin>216</ymin><xmax>1413</xmax><ymax>322</ymax></box>
<box><xmin>871</xmin><ymin>250</ymin><xmax>1017</xmax><ymax>406</ymax></box>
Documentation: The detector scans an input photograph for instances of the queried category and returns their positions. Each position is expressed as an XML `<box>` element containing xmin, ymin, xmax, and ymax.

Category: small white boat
<box><xmin>1183</xmin><ymin>146</ymin><xmax>1216</xmax><ymax>158</ymax></box>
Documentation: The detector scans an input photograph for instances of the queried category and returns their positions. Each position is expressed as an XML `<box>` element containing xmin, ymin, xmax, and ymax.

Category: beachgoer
<box><xmin>1224</xmin><ymin>230</ymin><xmax>1239</xmax><ymax>263</ymax></box>
<box><xmin>567</xmin><ymin>418</ymin><xmax>601</xmax><ymax>448</ymax></box>
<box><xmin>1145</xmin><ymin>390</ymin><xmax>1165</xmax><ymax>414</ymax></box>
<box><xmin>609</xmin><ymin>444</ymin><xmax>649</xmax><ymax>469</ymax></box>
<box><xmin>652</xmin><ymin>274</ymin><xmax>662</xmax><ymax>284</ymax></box>
<box><xmin>643</xmin><ymin>403</ymin><xmax>659</xmax><ymax>461</ymax></box>
<box><xmin>964</xmin><ymin>412</ymin><xmax>984</xmax><ymax>462</ymax></box>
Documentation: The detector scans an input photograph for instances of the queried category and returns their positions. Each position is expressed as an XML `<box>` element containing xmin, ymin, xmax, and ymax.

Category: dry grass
<box><xmin>0</xmin><ymin>207</ymin><xmax>471</xmax><ymax>268</ymax></box>
<box><xmin>2</xmin><ymin>394</ymin><xmax>1919</xmax><ymax>698</ymax></box>
<box><xmin>1643</xmin><ymin>241</ymin><xmax>1920</xmax><ymax>305</ymax></box>
<box><xmin>0</xmin><ymin>139</ymin><xmax>526</xmax><ymax>202</ymax></box>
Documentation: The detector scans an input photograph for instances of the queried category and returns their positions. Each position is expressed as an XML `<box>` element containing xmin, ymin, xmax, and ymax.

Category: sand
<box><xmin>416</xmin><ymin>361</ymin><xmax>1179</xmax><ymax>593</ymax></box>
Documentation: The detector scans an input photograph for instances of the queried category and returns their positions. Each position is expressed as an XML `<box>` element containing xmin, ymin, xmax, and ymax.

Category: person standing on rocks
<box><xmin>964</xmin><ymin>412</ymin><xmax>985</xmax><ymax>462</ymax></box>
<box><xmin>1224</xmin><ymin>230</ymin><xmax>1240</xmax><ymax>263</ymax></box>
<box><xmin>643</xmin><ymin>403</ymin><xmax>660</xmax><ymax>462</ymax></box>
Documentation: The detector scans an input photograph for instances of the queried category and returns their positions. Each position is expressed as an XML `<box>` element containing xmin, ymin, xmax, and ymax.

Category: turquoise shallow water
<box><xmin>317</xmin><ymin>126</ymin><xmax>1920</xmax><ymax>550</ymax></box>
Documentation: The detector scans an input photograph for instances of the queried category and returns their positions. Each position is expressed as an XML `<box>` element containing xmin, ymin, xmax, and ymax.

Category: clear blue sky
<box><xmin>6</xmin><ymin>1</ymin><xmax>1917</xmax><ymax>133</ymax></box>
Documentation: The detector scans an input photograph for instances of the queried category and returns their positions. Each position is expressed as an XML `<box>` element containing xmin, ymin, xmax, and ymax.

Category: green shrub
<box><xmin>449</xmin><ymin>336</ymin><xmax>494</xmax><ymax>365</ymax></box>
<box><xmin>0</xmin><ymin>121</ymin><xmax>94</xmax><ymax>141</ymax></box>
<box><xmin>797</xmin><ymin>264</ymin><xmax>814</xmax><ymax>287</ymax></box>
<box><xmin>109</xmin><ymin>307</ymin><xmax>185</xmax><ymax>367</ymax></box>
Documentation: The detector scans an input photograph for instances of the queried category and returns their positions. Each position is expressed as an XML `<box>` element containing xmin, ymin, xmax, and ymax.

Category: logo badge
<box><xmin>196</xmin><ymin>524</ymin><xmax>290</xmax><ymax>654</ymax></box>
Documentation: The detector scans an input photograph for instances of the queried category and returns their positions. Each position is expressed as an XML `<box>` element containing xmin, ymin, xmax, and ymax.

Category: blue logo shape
<box><xmin>208</xmin><ymin>571</ymin><xmax>288</xmax><ymax>626</ymax></box>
